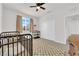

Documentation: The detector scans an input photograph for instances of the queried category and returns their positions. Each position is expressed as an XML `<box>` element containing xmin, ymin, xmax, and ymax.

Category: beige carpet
<box><xmin>33</xmin><ymin>38</ymin><xmax>68</xmax><ymax>56</ymax></box>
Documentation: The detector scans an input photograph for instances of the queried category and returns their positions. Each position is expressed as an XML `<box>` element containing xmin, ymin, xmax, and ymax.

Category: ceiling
<box><xmin>3</xmin><ymin>3</ymin><xmax>79</xmax><ymax>18</ymax></box>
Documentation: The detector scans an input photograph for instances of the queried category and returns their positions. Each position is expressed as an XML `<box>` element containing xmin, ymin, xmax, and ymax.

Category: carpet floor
<box><xmin>33</xmin><ymin>38</ymin><xmax>68</xmax><ymax>56</ymax></box>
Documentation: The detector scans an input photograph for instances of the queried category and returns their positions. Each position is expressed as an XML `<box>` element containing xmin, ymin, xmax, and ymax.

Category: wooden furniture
<box><xmin>68</xmin><ymin>34</ymin><xmax>79</xmax><ymax>56</ymax></box>
<box><xmin>32</xmin><ymin>30</ymin><xmax>40</xmax><ymax>39</ymax></box>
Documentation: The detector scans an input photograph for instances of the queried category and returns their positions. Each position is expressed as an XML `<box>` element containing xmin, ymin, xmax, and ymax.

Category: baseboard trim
<box><xmin>40</xmin><ymin>37</ymin><xmax>66</xmax><ymax>45</ymax></box>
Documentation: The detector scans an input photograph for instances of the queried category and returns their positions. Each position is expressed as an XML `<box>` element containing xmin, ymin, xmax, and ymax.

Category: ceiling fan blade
<box><xmin>30</xmin><ymin>6</ymin><xmax>36</xmax><ymax>7</ymax></box>
<box><xmin>40</xmin><ymin>7</ymin><xmax>45</xmax><ymax>10</ymax></box>
<box><xmin>36</xmin><ymin>9</ymin><xmax>38</xmax><ymax>11</ymax></box>
<box><xmin>36</xmin><ymin>3</ymin><xmax>45</xmax><ymax>6</ymax></box>
<box><xmin>40</xmin><ymin>3</ymin><xmax>45</xmax><ymax>5</ymax></box>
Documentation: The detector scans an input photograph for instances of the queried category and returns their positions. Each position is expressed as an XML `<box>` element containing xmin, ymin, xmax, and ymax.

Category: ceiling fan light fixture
<box><xmin>36</xmin><ymin>6</ymin><xmax>40</xmax><ymax>9</ymax></box>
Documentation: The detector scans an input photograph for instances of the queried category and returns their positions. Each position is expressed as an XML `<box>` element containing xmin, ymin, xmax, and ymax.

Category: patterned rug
<box><xmin>33</xmin><ymin>38</ymin><xmax>68</xmax><ymax>56</ymax></box>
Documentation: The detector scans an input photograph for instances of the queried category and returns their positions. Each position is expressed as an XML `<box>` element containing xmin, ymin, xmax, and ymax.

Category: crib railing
<box><xmin>0</xmin><ymin>31</ymin><xmax>33</xmax><ymax>56</ymax></box>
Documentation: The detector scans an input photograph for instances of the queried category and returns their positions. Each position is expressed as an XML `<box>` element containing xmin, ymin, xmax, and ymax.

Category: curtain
<box><xmin>16</xmin><ymin>15</ymin><xmax>22</xmax><ymax>32</ymax></box>
<box><xmin>30</xmin><ymin>18</ymin><xmax>34</xmax><ymax>32</ymax></box>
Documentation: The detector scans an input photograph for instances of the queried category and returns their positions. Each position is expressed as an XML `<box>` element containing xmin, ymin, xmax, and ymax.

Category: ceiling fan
<box><xmin>30</xmin><ymin>3</ymin><xmax>46</xmax><ymax>11</ymax></box>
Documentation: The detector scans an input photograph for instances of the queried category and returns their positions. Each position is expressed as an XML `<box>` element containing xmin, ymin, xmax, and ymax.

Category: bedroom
<box><xmin>0</xmin><ymin>3</ymin><xmax>79</xmax><ymax>56</ymax></box>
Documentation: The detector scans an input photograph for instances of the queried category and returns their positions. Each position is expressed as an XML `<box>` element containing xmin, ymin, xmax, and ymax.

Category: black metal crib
<box><xmin>0</xmin><ymin>31</ymin><xmax>33</xmax><ymax>56</ymax></box>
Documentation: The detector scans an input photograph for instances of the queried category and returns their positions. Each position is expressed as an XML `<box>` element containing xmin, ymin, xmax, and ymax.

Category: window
<box><xmin>16</xmin><ymin>15</ymin><xmax>33</xmax><ymax>33</ymax></box>
<box><xmin>22</xmin><ymin>17</ymin><xmax>30</xmax><ymax>32</ymax></box>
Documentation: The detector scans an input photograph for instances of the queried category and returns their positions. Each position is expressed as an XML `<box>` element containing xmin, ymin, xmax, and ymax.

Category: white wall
<box><xmin>39</xmin><ymin>13</ymin><xmax>66</xmax><ymax>44</ymax></box>
<box><xmin>65</xmin><ymin>15</ymin><xmax>79</xmax><ymax>39</ymax></box>
<box><xmin>2</xmin><ymin>7</ymin><xmax>38</xmax><ymax>32</ymax></box>
<box><xmin>55</xmin><ymin>14</ymin><xmax>66</xmax><ymax>44</ymax></box>
<box><xmin>39</xmin><ymin>13</ymin><xmax>55</xmax><ymax>41</ymax></box>
<box><xmin>0</xmin><ymin>3</ymin><xmax>2</xmax><ymax>33</ymax></box>
<box><xmin>65</xmin><ymin>6</ymin><xmax>79</xmax><ymax>40</ymax></box>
